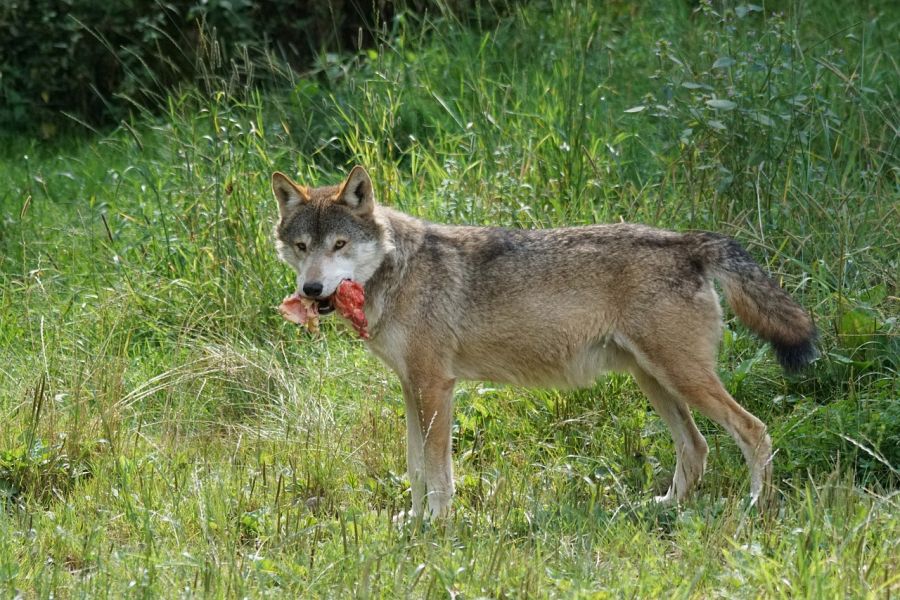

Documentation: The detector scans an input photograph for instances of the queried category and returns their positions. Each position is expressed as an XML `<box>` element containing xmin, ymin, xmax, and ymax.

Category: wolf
<box><xmin>272</xmin><ymin>165</ymin><xmax>817</xmax><ymax>519</ymax></box>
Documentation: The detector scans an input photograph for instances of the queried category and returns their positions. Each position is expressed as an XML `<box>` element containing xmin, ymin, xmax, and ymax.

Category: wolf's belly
<box><xmin>452</xmin><ymin>335</ymin><xmax>634</xmax><ymax>389</ymax></box>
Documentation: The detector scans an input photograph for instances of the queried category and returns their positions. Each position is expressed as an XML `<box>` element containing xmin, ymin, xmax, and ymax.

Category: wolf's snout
<box><xmin>302</xmin><ymin>282</ymin><xmax>324</xmax><ymax>298</ymax></box>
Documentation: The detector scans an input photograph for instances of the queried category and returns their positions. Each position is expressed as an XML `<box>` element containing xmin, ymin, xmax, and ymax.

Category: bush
<box><xmin>626</xmin><ymin>0</ymin><xmax>895</xmax><ymax>223</ymax></box>
<box><xmin>0</xmin><ymin>0</ymin><xmax>510</xmax><ymax>134</ymax></box>
<box><xmin>2</xmin><ymin>1</ymin><xmax>185</xmax><ymax>133</ymax></box>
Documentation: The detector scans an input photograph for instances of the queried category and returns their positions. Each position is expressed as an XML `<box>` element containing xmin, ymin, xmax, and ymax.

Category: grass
<box><xmin>1</xmin><ymin>0</ymin><xmax>898</xmax><ymax>596</ymax></box>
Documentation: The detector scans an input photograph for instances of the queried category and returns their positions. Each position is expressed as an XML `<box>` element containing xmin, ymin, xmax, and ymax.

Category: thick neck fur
<box><xmin>360</xmin><ymin>206</ymin><xmax>427</xmax><ymax>336</ymax></box>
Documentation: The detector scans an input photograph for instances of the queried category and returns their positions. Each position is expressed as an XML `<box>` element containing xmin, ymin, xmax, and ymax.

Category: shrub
<box><xmin>626</xmin><ymin>0</ymin><xmax>894</xmax><ymax>224</ymax></box>
<box><xmin>0</xmin><ymin>0</ymin><xmax>512</xmax><ymax>134</ymax></box>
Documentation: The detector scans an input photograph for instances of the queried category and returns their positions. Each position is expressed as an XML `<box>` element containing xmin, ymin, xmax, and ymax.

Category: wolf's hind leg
<box><xmin>630</xmin><ymin>299</ymin><xmax>775</xmax><ymax>508</ymax></box>
<box><xmin>682</xmin><ymin>373</ymin><xmax>773</xmax><ymax>507</ymax></box>
<box><xmin>641</xmin><ymin>352</ymin><xmax>773</xmax><ymax>507</ymax></box>
<box><xmin>632</xmin><ymin>366</ymin><xmax>709</xmax><ymax>503</ymax></box>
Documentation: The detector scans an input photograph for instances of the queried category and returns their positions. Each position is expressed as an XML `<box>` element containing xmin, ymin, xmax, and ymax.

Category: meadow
<box><xmin>1</xmin><ymin>0</ymin><xmax>898</xmax><ymax>596</ymax></box>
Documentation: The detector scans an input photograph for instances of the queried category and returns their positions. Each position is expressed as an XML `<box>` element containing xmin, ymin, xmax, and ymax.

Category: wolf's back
<box><xmin>690</xmin><ymin>232</ymin><xmax>817</xmax><ymax>372</ymax></box>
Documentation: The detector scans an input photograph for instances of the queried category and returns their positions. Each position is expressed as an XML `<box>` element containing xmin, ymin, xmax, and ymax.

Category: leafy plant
<box><xmin>0</xmin><ymin>0</ymin><xmax>521</xmax><ymax>134</ymax></box>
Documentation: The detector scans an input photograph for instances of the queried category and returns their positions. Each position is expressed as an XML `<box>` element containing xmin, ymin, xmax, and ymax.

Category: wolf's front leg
<box><xmin>402</xmin><ymin>384</ymin><xmax>427</xmax><ymax>518</ymax></box>
<box><xmin>412</xmin><ymin>376</ymin><xmax>456</xmax><ymax>519</ymax></box>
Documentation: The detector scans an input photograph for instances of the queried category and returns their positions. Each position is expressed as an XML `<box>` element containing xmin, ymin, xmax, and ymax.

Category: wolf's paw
<box><xmin>748</xmin><ymin>485</ymin><xmax>777</xmax><ymax>513</ymax></box>
<box><xmin>653</xmin><ymin>488</ymin><xmax>677</xmax><ymax>505</ymax></box>
<box><xmin>392</xmin><ymin>509</ymin><xmax>423</xmax><ymax>528</ymax></box>
<box><xmin>426</xmin><ymin>494</ymin><xmax>452</xmax><ymax>520</ymax></box>
<box><xmin>748</xmin><ymin>458</ymin><xmax>776</xmax><ymax>512</ymax></box>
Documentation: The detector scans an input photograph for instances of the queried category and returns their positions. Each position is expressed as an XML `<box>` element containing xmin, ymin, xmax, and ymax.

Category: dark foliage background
<box><xmin>0</xmin><ymin>0</ymin><xmax>506</xmax><ymax>134</ymax></box>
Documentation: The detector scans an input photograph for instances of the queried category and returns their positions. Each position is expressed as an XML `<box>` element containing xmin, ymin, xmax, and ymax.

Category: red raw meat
<box><xmin>279</xmin><ymin>295</ymin><xmax>320</xmax><ymax>333</ymax></box>
<box><xmin>334</xmin><ymin>280</ymin><xmax>369</xmax><ymax>339</ymax></box>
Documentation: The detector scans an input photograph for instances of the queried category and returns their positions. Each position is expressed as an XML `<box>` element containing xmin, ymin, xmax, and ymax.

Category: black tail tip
<box><xmin>773</xmin><ymin>335</ymin><xmax>818</xmax><ymax>373</ymax></box>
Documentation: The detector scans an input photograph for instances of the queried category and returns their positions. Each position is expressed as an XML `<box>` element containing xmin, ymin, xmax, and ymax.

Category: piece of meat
<box><xmin>279</xmin><ymin>295</ymin><xmax>320</xmax><ymax>333</ymax></box>
<box><xmin>333</xmin><ymin>280</ymin><xmax>369</xmax><ymax>339</ymax></box>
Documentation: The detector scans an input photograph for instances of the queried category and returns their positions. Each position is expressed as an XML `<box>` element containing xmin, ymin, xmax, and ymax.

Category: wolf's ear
<box><xmin>272</xmin><ymin>172</ymin><xmax>310</xmax><ymax>217</ymax></box>
<box><xmin>336</xmin><ymin>165</ymin><xmax>375</xmax><ymax>216</ymax></box>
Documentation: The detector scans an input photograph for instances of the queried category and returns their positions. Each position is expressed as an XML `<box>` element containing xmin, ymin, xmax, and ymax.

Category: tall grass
<box><xmin>1</xmin><ymin>0</ymin><xmax>898</xmax><ymax>596</ymax></box>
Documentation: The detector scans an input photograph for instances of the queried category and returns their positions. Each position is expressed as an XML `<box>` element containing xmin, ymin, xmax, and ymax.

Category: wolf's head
<box><xmin>272</xmin><ymin>166</ymin><xmax>389</xmax><ymax>305</ymax></box>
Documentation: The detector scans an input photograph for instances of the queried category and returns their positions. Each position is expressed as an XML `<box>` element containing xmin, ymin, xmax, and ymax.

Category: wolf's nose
<box><xmin>302</xmin><ymin>282</ymin><xmax>324</xmax><ymax>298</ymax></box>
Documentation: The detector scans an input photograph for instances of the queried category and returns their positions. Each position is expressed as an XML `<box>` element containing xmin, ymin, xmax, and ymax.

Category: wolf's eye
<box><xmin>296</xmin><ymin>242</ymin><xmax>307</xmax><ymax>252</ymax></box>
<box><xmin>333</xmin><ymin>240</ymin><xmax>347</xmax><ymax>251</ymax></box>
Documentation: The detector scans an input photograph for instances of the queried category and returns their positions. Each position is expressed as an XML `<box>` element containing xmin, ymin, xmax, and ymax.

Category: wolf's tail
<box><xmin>689</xmin><ymin>232</ymin><xmax>817</xmax><ymax>372</ymax></box>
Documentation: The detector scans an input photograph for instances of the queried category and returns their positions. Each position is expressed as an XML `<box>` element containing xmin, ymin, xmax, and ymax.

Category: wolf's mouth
<box><xmin>316</xmin><ymin>298</ymin><xmax>335</xmax><ymax>315</ymax></box>
<box><xmin>281</xmin><ymin>280</ymin><xmax>368</xmax><ymax>339</ymax></box>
